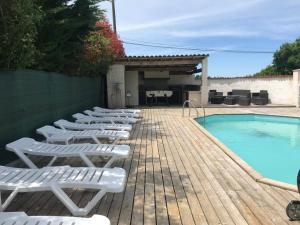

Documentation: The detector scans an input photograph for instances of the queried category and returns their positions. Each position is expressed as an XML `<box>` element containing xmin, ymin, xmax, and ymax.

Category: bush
<box><xmin>79</xmin><ymin>20</ymin><xmax>125</xmax><ymax>76</ymax></box>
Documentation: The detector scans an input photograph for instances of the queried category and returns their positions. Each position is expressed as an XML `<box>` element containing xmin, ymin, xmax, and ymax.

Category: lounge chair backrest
<box><xmin>6</xmin><ymin>138</ymin><xmax>35</xmax><ymax>151</ymax></box>
<box><xmin>37</xmin><ymin>125</ymin><xmax>63</xmax><ymax>138</ymax></box>
<box><xmin>54</xmin><ymin>119</ymin><xmax>65</xmax><ymax>129</ymax></box>
<box><xmin>54</xmin><ymin>119</ymin><xmax>71</xmax><ymax>130</ymax></box>
<box><xmin>84</xmin><ymin>110</ymin><xmax>94</xmax><ymax>116</ymax></box>
<box><xmin>93</xmin><ymin>106</ymin><xmax>141</xmax><ymax>115</ymax></box>
<box><xmin>94</xmin><ymin>106</ymin><xmax>106</xmax><ymax>111</ymax></box>
<box><xmin>73</xmin><ymin>113</ymin><xmax>86</xmax><ymax>119</ymax></box>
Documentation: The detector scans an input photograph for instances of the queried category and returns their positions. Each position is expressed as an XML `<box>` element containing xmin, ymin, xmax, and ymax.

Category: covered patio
<box><xmin>106</xmin><ymin>55</ymin><xmax>209</xmax><ymax>108</ymax></box>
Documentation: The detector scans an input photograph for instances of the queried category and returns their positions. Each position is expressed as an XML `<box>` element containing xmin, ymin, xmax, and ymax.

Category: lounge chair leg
<box><xmin>79</xmin><ymin>154</ymin><xmax>96</xmax><ymax>167</ymax></box>
<box><xmin>51</xmin><ymin>185</ymin><xmax>106</xmax><ymax>216</ymax></box>
<box><xmin>112</xmin><ymin>138</ymin><xmax>120</xmax><ymax>145</ymax></box>
<box><xmin>47</xmin><ymin>156</ymin><xmax>58</xmax><ymax>167</ymax></box>
<box><xmin>92</xmin><ymin>136</ymin><xmax>101</xmax><ymax>144</ymax></box>
<box><xmin>0</xmin><ymin>189</ymin><xmax>19</xmax><ymax>211</ymax></box>
<box><xmin>103</xmin><ymin>155</ymin><xmax>119</xmax><ymax>168</ymax></box>
<box><xmin>14</xmin><ymin>151</ymin><xmax>38</xmax><ymax>169</ymax></box>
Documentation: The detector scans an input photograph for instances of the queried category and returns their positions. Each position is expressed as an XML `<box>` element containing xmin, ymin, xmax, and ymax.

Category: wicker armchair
<box><xmin>252</xmin><ymin>90</ymin><xmax>269</xmax><ymax>105</ymax></box>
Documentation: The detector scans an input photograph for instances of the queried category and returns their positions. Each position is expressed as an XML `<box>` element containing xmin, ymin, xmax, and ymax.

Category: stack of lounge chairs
<box><xmin>1</xmin><ymin>106</ymin><xmax>141</xmax><ymax>223</ymax></box>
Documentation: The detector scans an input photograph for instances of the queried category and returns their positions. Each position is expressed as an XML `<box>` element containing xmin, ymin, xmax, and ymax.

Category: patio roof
<box><xmin>116</xmin><ymin>54</ymin><xmax>209</xmax><ymax>72</ymax></box>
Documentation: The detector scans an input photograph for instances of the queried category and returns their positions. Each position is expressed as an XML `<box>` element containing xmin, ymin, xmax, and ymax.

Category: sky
<box><xmin>99</xmin><ymin>0</ymin><xmax>300</xmax><ymax>77</ymax></box>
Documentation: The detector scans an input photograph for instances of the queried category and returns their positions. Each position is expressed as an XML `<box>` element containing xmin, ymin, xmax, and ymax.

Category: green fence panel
<box><xmin>0</xmin><ymin>70</ymin><xmax>105</xmax><ymax>164</ymax></box>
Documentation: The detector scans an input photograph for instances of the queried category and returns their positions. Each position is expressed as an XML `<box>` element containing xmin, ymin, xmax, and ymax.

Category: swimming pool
<box><xmin>196</xmin><ymin>114</ymin><xmax>300</xmax><ymax>185</ymax></box>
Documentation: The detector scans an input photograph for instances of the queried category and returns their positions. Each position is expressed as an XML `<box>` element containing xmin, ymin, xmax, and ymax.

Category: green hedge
<box><xmin>0</xmin><ymin>70</ymin><xmax>105</xmax><ymax>164</ymax></box>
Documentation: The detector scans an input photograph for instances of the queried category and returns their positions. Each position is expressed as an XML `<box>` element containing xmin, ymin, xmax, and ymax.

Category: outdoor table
<box><xmin>146</xmin><ymin>90</ymin><xmax>173</xmax><ymax>105</ymax></box>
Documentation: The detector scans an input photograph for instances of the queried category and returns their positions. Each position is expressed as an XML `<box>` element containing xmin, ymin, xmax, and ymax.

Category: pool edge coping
<box><xmin>189</xmin><ymin>117</ymin><xmax>298</xmax><ymax>193</ymax></box>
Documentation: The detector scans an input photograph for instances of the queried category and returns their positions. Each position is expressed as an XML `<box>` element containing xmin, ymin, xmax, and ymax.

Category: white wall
<box><xmin>293</xmin><ymin>70</ymin><xmax>300</xmax><ymax>107</ymax></box>
<box><xmin>144</xmin><ymin>71</ymin><xmax>169</xmax><ymax>79</ymax></box>
<box><xmin>208</xmin><ymin>76</ymin><xmax>294</xmax><ymax>105</ymax></box>
<box><xmin>167</xmin><ymin>75</ymin><xmax>201</xmax><ymax>85</ymax></box>
<box><xmin>125</xmin><ymin>71</ymin><xmax>139</xmax><ymax>106</ymax></box>
<box><xmin>138</xmin><ymin>73</ymin><xmax>201</xmax><ymax>87</ymax></box>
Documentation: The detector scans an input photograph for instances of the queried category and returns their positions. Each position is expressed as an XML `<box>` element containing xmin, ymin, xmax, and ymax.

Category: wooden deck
<box><xmin>6</xmin><ymin>107</ymin><xmax>300</xmax><ymax>225</ymax></box>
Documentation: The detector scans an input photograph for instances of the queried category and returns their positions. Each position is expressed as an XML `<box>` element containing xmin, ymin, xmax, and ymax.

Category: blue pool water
<box><xmin>196</xmin><ymin>114</ymin><xmax>300</xmax><ymax>185</ymax></box>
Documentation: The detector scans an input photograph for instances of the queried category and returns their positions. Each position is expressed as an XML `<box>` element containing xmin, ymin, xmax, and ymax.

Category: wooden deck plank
<box><xmin>3</xmin><ymin>107</ymin><xmax>300</xmax><ymax>225</ymax></box>
<box><xmin>159</xmin><ymin>113</ymin><xmax>197</xmax><ymax>225</ymax></box>
<box><xmin>117</xmin><ymin>117</ymin><xmax>144</xmax><ymax>225</ymax></box>
<box><xmin>151</xmin><ymin>109</ymin><xmax>170</xmax><ymax>225</ymax></box>
<box><xmin>162</xmin><ymin>112</ymin><xmax>221</xmax><ymax>225</ymax></box>
<box><xmin>107</xmin><ymin>118</ymin><xmax>141</xmax><ymax>225</ymax></box>
<box><xmin>131</xmin><ymin>109</ymin><xmax>148</xmax><ymax>225</ymax></box>
<box><xmin>144</xmin><ymin>108</ymin><xmax>156</xmax><ymax>225</ymax></box>
<box><xmin>153</xmin><ymin>110</ymin><xmax>182</xmax><ymax>225</ymax></box>
<box><xmin>187</xmin><ymin>118</ymin><xmax>289</xmax><ymax>225</ymax></box>
<box><xmin>172</xmin><ymin>116</ymin><xmax>249</xmax><ymax>225</ymax></box>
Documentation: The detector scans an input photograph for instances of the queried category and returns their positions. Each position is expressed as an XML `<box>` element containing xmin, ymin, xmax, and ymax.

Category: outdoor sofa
<box><xmin>225</xmin><ymin>89</ymin><xmax>251</xmax><ymax>106</ymax></box>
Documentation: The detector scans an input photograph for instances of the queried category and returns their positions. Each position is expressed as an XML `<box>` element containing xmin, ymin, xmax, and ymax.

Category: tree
<box><xmin>36</xmin><ymin>0</ymin><xmax>105</xmax><ymax>74</ymax></box>
<box><xmin>254</xmin><ymin>65</ymin><xmax>279</xmax><ymax>76</ymax></box>
<box><xmin>0</xmin><ymin>0</ymin><xmax>123</xmax><ymax>76</ymax></box>
<box><xmin>273</xmin><ymin>38</ymin><xmax>300</xmax><ymax>74</ymax></box>
<box><xmin>0</xmin><ymin>0</ymin><xmax>41</xmax><ymax>69</ymax></box>
<box><xmin>256</xmin><ymin>38</ymin><xmax>300</xmax><ymax>76</ymax></box>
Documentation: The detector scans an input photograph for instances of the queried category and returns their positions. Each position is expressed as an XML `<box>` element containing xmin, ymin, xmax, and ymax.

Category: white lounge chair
<box><xmin>94</xmin><ymin>106</ymin><xmax>141</xmax><ymax>114</ymax></box>
<box><xmin>37</xmin><ymin>126</ymin><xmax>129</xmax><ymax>144</ymax></box>
<box><xmin>6</xmin><ymin>138</ymin><xmax>130</xmax><ymax>168</ymax></box>
<box><xmin>74</xmin><ymin>113</ymin><xmax>138</xmax><ymax>124</ymax></box>
<box><xmin>0</xmin><ymin>166</ymin><xmax>126</xmax><ymax>216</ymax></box>
<box><xmin>0</xmin><ymin>212</ymin><xmax>110</xmax><ymax>225</ymax></box>
<box><xmin>85</xmin><ymin>110</ymin><xmax>139</xmax><ymax>118</ymax></box>
<box><xmin>54</xmin><ymin>119</ymin><xmax>132</xmax><ymax>131</ymax></box>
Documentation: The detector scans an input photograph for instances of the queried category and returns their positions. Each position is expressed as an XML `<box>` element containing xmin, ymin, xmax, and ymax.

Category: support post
<box><xmin>106</xmin><ymin>64</ymin><xmax>126</xmax><ymax>109</ymax></box>
<box><xmin>293</xmin><ymin>69</ymin><xmax>300</xmax><ymax>107</ymax></box>
<box><xmin>201</xmin><ymin>57</ymin><xmax>209</xmax><ymax>106</ymax></box>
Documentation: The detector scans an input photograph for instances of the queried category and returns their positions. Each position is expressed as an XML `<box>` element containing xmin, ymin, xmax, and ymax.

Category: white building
<box><xmin>106</xmin><ymin>54</ymin><xmax>209</xmax><ymax>108</ymax></box>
